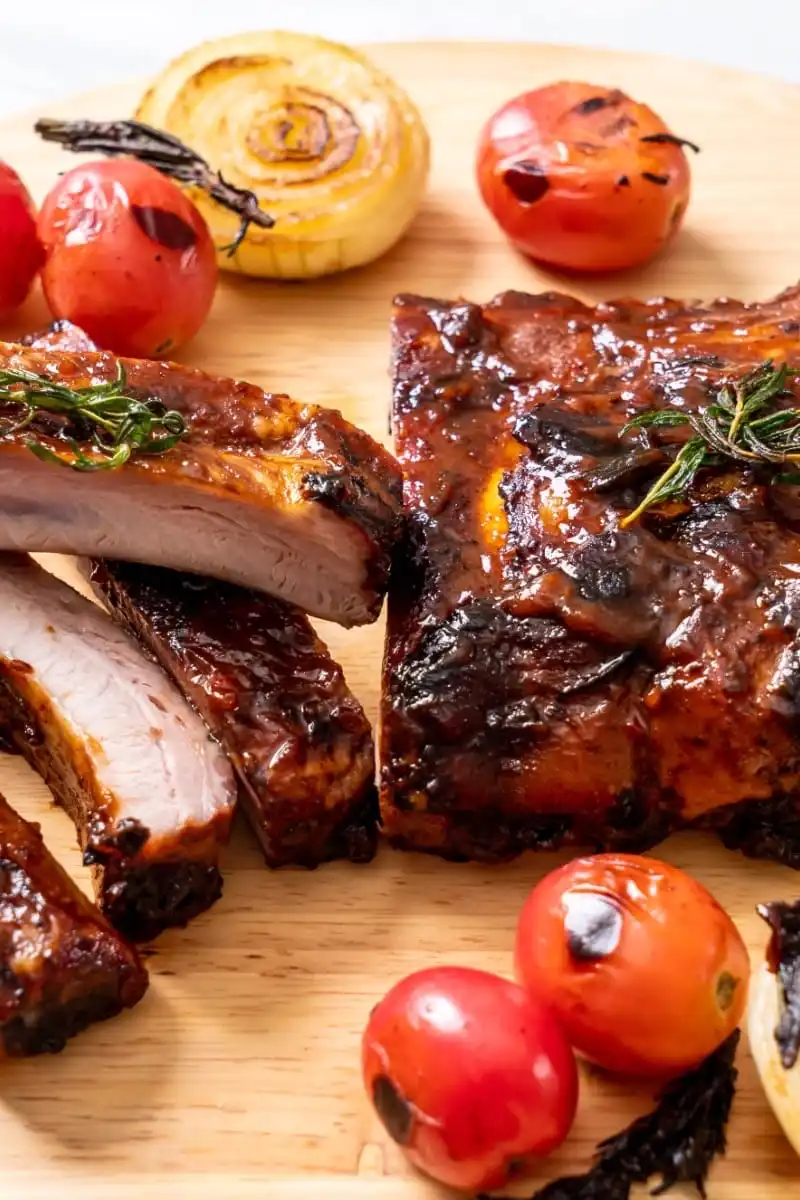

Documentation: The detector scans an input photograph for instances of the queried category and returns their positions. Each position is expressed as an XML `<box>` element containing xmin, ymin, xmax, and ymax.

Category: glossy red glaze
<box><xmin>362</xmin><ymin>966</ymin><xmax>578</xmax><ymax>1192</ymax></box>
<box><xmin>0</xmin><ymin>162</ymin><xmax>44</xmax><ymax>320</ymax></box>
<box><xmin>38</xmin><ymin>159</ymin><xmax>218</xmax><ymax>357</ymax></box>
<box><xmin>515</xmin><ymin>853</ymin><xmax>750</xmax><ymax>1078</ymax></box>
<box><xmin>476</xmin><ymin>82</ymin><xmax>692</xmax><ymax>272</ymax></box>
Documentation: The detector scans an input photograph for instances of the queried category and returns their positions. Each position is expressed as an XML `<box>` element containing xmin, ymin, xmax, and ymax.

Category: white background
<box><xmin>0</xmin><ymin>0</ymin><xmax>797</xmax><ymax>119</ymax></box>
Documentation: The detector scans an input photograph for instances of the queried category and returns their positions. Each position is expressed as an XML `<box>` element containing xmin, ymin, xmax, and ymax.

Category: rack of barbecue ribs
<box><xmin>0</xmin><ymin>554</ymin><xmax>237</xmax><ymax>940</ymax></box>
<box><xmin>382</xmin><ymin>288</ymin><xmax>800</xmax><ymax>865</ymax></box>
<box><xmin>0</xmin><ymin>339</ymin><xmax>403</xmax><ymax>626</ymax></box>
<box><xmin>86</xmin><ymin>560</ymin><xmax>378</xmax><ymax>868</ymax></box>
<box><xmin>0</xmin><ymin>789</ymin><xmax>148</xmax><ymax>1056</ymax></box>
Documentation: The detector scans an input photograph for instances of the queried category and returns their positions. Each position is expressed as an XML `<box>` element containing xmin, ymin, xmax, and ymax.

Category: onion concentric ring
<box><xmin>137</xmin><ymin>32</ymin><xmax>431</xmax><ymax>278</ymax></box>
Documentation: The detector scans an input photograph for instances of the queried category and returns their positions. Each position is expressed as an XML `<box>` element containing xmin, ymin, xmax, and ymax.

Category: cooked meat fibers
<box><xmin>0</xmin><ymin>789</ymin><xmax>147</xmax><ymax>1056</ymax></box>
<box><xmin>0</xmin><ymin>340</ymin><xmax>403</xmax><ymax>627</ymax></box>
<box><xmin>383</xmin><ymin>288</ymin><xmax>800</xmax><ymax>863</ymax></box>
<box><xmin>86</xmin><ymin>560</ymin><xmax>378</xmax><ymax>868</ymax></box>
<box><xmin>0</xmin><ymin>554</ymin><xmax>237</xmax><ymax>940</ymax></box>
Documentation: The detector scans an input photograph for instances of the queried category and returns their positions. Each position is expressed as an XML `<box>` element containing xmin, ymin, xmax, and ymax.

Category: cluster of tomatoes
<box><xmin>362</xmin><ymin>853</ymin><xmax>749</xmax><ymax>1193</ymax></box>
<box><xmin>0</xmin><ymin>158</ymin><xmax>218</xmax><ymax>358</ymax></box>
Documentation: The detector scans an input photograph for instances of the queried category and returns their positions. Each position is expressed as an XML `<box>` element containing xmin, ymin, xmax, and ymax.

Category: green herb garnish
<box><xmin>0</xmin><ymin>362</ymin><xmax>187</xmax><ymax>471</ymax></box>
<box><xmin>620</xmin><ymin>361</ymin><xmax>800</xmax><ymax>527</ymax></box>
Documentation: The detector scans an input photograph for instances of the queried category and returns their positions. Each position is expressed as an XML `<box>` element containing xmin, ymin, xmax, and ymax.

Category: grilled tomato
<box><xmin>0</xmin><ymin>161</ymin><xmax>44</xmax><ymax>320</ymax></box>
<box><xmin>37</xmin><ymin>159</ymin><xmax>218</xmax><ymax>358</ymax></box>
<box><xmin>515</xmin><ymin>853</ymin><xmax>749</xmax><ymax>1078</ymax></box>
<box><xmin>476</xmin><ymin>81</ymin><xmax>695</xmax><ymax>272</ymax></box>
<box><xmin>362</xmin><ymin>966</ymin><xmax>578</xmax><ymax>1192</ymax></box>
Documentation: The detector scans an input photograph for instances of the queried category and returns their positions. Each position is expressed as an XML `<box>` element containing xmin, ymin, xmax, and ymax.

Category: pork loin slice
<box><xmin>0</xmin><ymin>554</ymin><xmax>236</xmax><ymax>940</ymax></box>
<box><xmin>0</xmin><ymin>341</ymin><xmax>403</xmax><ymax>627</ymax></box>
<box><xmin>85</xmin><ymin>559</ymin><xmax>379</xmax><ymax>868</ymax></box>
<box><xmin>0</xmin><ymin>788</ymin><xmax>148</xmax><ymax>1057</ymax></box>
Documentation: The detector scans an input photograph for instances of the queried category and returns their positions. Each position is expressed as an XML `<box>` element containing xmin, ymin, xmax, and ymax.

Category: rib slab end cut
<box><xmin>0</xmin><ymin>790</ymin><xmax>147</xmax><ymax>1057</ymax></box>
<box><xmin>0</xmin><ymin>554</ymin><xmax>237</xmax><ymax>940</ymax></box>
<box><xmin>383</xmin><ymin>288</ymin><xmax>800</xmax><ymax>863</ymax></box>
<box><xmin>0</xmin><ymin>341</ymin><xmax>403</xmax><ymax>626</ymax></box>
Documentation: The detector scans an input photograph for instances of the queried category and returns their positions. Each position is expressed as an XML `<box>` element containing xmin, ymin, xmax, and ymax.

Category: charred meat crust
<box><xmin>0</xmin><ymin>339</ymin><xmax>403</xmax><ymax>626</ymax></box>
<box><xmin>0</xmin><ymin>791</ymin><xmax>147</xmax><ymax>1057</ymax></box>
<box><xmin>383</xmin><ymin>288</ymin><xmax>800</xmax><ymax>863</ymax></box>
<box><xmin>87</xmin><ymin>559</ymin><xmax>379</xmax><ymax>869</ymax></box>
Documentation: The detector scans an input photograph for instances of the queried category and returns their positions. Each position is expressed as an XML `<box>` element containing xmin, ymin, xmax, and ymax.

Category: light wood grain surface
<box><xmin>1</xmin><ymin>40</ymin><xmax>799</xmax><ymax>1199</ymax></box>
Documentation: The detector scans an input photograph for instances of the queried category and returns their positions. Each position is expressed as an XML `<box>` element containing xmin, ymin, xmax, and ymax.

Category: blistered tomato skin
<box><xmin>0</xmin><ymin>162</ymin><xmax>44</xmax><ymax>320</ymax></box>
<box><xmin>476</xmin><ymin>82</ymin><xmax>693</xmax><ymax>273</ymax></box>
<box><xmin>38</xmin><ymin>159</ymin><xmax>218</xmax><ymax>358</ymax></box>
<box><xmin>362</xmin><ymin>966</ymin><xmax>578</xmax><ymax>1192</ymax></box>
<box><xmin>515</xmin><ymin>853</ymin><xmax>750</xmax><ymax>1079</ymax></box>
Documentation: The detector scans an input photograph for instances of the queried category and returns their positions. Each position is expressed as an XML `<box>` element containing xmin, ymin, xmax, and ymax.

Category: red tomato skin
<box><xmin>362</xmin><ymin>966</ymin><xmax>578</xmax><ymax>1192</ymax></box>
<box><xmin>476</xmin><ymin>81</ymin><xmax>692</xmax><ymax>272</ymax></box>
<box><xmin>0</xmin><ymin>162</ymin><xmax>44</xmax><ymax>320</ymax></box>
<box><xmin>515</xmin><ymin>854</ymin><xmax>750</xmax><ymax>1078</ymax></box>
<box><xmin>38</xmin><ymin>159</ymin><xmax>217</xmax><ymax>358</ymax></box>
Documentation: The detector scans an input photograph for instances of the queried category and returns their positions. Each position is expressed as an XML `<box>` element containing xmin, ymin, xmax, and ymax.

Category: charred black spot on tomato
<box><xmin>564</xmin><ymin>891</ymin><xmax>623</xmax><ymax>961</ymax></box>
<box><xmin>503</xmin><ymin>161</ymin><xmax>550</xmax><ymax>205</ymax></box>
<box><xmin>641</xmin><ymin>132</ymin><xmax>701</xmax><ymax>154</ymax></box>
<box><xmin>642</xmin><ymin>172</ymin><xmax>670</xmax><ymax>186</ymax></box>
<box><xmin>716</xmin><ymin>971</ymin><xmax>739</xmax><ymax>1012</ymax></box>
<box><xmin>372</xmin><ymin>1075</ymin><xmax>413</xmax><ymax>1145</ymax></box>
<box><xmin>573</xmin><ymin>91</ymin><xmax>624</xmax><ymax>115</ymax></box>
<box><xmin>617</xmin><ymin>175</ymin><xmax>631</xmax><ymax>188</ymax></box>
<box><xmin>131</xmin><ymin>205</ymin><xmax>198</xmax><ymax>251</ymax></box>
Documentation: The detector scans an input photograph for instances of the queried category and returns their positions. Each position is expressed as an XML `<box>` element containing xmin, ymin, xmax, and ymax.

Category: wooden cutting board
<box><xmin>1</xmin><ymin>39</ymin><xmax>799</xmax><ymax>1200</ymax></box>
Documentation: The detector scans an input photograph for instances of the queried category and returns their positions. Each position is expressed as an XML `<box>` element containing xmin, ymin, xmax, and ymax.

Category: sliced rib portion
<box><xmin>0</xmin><ymin>554</ymin><xmax>236</xmax><ymax>940</ymax></box>
<box><xmin>383</xmin><ymin>288</ymin><xmax>800</xmax><ymax>864</ymax></box>
<box><xmin>0</xmin><ymin>789</ymin><xmax>148</xmax><ymax>1057</ymax></box>
<box><xmin>85</xmin><ymin>559</ymin><xmax>379</xmax><ymax>867</ymax></box>
<box><xmin>0</xmin><ymin>340</ymin><xmax>403</xmax><ymax>626</ymax></box>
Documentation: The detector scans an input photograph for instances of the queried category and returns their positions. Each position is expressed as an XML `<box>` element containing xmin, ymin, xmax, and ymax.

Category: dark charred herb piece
<box><xmin>641</xmin><ymin>133</ymin><xmax>701</xmax><ymax>153</ymax></box>
<box><xmin>35</xmin><ymin>117</ymin><xmax>275</xmax><ymax>255</ymax></box>
<box><xmin>0</xmin><ymin>363</ymin><xmax>187</xmax><ymax>472</ymax></box>
<box><xmin>758</xmin><ymin>900</ymin><xmax>800</xmax><ymax>1068</ymax></box>
<box><xmin>642</xmin><ymin>171</ymin><xmax>670</xmax><ymax>185</ymax></box>
<box><xmin>619</xmin><ymin>361</ymin><xmax>800</xmax><ymax>527</ymax></box>
<box><xmin>482</xmin><ymin>1031</ymin><xmax>739</xmax><ymax>1200</ymax></box>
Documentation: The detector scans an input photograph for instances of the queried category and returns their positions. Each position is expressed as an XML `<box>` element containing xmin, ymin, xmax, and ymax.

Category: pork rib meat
<box><xmin>0</xmin><ymin>554</ymin><xmax>236</xmax><ymax>939</ymax></box>
<box><xmin>0</xmin><ymin>788</ymin><xmax>148</xmax><ymax>1056</ymax></box>
<box><xmin>383</xmin><ymin>288</ymin><xmax>800</xmax><ymax>864</ymax></box>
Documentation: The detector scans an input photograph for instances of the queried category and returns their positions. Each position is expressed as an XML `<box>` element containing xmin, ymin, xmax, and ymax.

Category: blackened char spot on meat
<box><xmin>514</xmin><ymin>407</ymin><xmax>617</xmax><ymax>459</ymax></box>
<box><xmin>710</xmin><ymin>794</ymin><xmax>800</xmax><ymax>870</ymax></box>
<box><xmin>2</xmin><ymin>989</ymin><xmax>131</xmax><ymax>1057</ymax></box>
<box><xmin>503</xmin><ymin>161</ymin><xmax>550</xmax><ymax>204</ymax></box>
<box><xmin>101</xmin><ymin>859</ymin><xmax>223</xmax><ymax>943</ymax></box>
<box><xmin>386</xmin><ymin>807</ymin><xmax>575</xmax><ymax>862</ymax></box>
<box><xmin>564</xmin><ymin>534</ymin><xmax>632</xmax><ymax>602</ymax></box>
<box><xmin>781</xmin><ymin>321</ymin><xmax>800</xmax><ymax>334</ymax></box>
<box><xmin>302</xmin><ymin>468</ymin><xmax>401</xmax><ymax>562</ymax></box>
<box><xmin>758</xmin><ymin>899</ymin><xmax>800</xmax><ymax>1067</ymax></box>
<box><xmin>428</xmin><ymin>302</ymin><xmax>485</xmax><ymax>351</ymax></box>
<box><xmin>130</xmin><ymin>205</ymin><xmax>197</xmax><ymax>250</ymax></box>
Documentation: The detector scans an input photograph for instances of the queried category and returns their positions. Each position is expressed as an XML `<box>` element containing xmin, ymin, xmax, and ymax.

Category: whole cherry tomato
<box><xmin>476</xmin><ymin>81</ymin><xmax>694</xmax><ymax>272</ymax></box>
<box><xmin>515</xmin><ymin>853</ymin><xmax>750</xmax><ymax>1078</ymax></box>
<box><xmin>0</xmin><ymin>161</ymin><xmax>44</xmax><ymax>320</ymax></box>
<box><xmin>37</xmin><ymin>159</ymin><xmax>218</xmax><ymax>358</ymax></box>
<box><xmin>362</xmin><ymin>965</ymin><xmax>578</xmax><ymax>1192</ymax></box>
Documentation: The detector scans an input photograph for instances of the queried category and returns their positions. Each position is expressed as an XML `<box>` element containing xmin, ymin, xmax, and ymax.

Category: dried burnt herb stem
<box><xmin>0</xmin><ymin>363</ymin><xmax>187</xmax><ymax>471</ymax></box>
<box><xmin>618</xmin><ymin>360</ymin><xmax>800</xmax><ymax>527</ymax></box>
<box><xmin>758</xmin><ymin>900</ymin><xmax>800</xmax><ymax>1068</ymax></box>
<box><xmin>482</xmin><ymin>1031</ymin><xmax>740</xmax><ymax>1200</ymax></box>
<box><xmin>35</xmin><ymin>118</ymin><xmax>275</xmax><ymax>255</ymax></box>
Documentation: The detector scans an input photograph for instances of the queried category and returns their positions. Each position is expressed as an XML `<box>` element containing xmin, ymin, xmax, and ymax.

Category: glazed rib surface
<box><xmin>0</xmin><ymin>789</ymin><xmax>148</xmax><ymax>1056</ymax></box>
<box><xmin>87</xmin><ymin>559</ymin><xmax>378</xmax><ymax>868</ymax></box>
<box><xmin>0</xmin><ymin>340</ymin><xmax>403</xmax><ymax>626</ymax></box>
<box><xmin>382</xmin><ymin>288</ymin><xmax>800</xmax><ymax>862</ymax></box>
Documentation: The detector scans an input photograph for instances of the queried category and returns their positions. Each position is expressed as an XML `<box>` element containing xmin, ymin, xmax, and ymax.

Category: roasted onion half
<box><xmin>136</xmin><ymin>31</ymin><xmax>430</xmax><ymax>279</ymax></box>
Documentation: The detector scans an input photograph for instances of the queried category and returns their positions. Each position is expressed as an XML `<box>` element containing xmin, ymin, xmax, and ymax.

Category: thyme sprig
<box><xmin>620</xmin><ymin>361</ymin><xmax>800</xmax><ymax>527</ymax></box>
<box><xmin>35</xmin><ymin>118</ymin><xmax>276</xmax><ymax>255</ymax></box>
<box><xmin>0</xmin><ymin>363</ymin><xmax>187</xmax><ymax>471</ymax></box>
